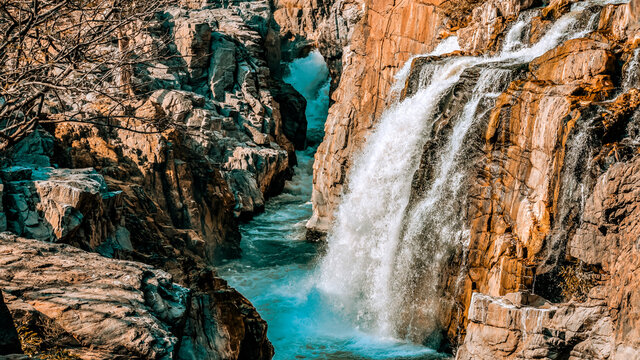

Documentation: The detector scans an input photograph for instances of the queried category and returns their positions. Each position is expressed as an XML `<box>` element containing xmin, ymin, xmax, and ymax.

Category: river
<box><xmin>217</xmin><ymin>50</ymin><xmax>444</xmax><ymax>360</ymax></box>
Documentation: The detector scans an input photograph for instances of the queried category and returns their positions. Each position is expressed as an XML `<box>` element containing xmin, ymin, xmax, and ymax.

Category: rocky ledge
<box><xmin>0</xmin><ymin>234</ymin><xmax>272</xmax><ymax>359</ymax></box>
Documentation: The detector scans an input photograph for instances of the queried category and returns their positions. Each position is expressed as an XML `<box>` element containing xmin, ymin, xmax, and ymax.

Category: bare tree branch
<box><xmin>0</xmin><ymin>0</ymin><xmax>175</xmax><ymax>152</ymax></box>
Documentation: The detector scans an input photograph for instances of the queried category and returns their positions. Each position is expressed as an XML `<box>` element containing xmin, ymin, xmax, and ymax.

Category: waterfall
<box><xmin>284</xmin><ymin>50</ymin><xmax>330</xmax><ymax>146</ymax></box>
<box><xmin>317</xmin><ymin>1</ymin><xmax>608</xmax><ymax>345</ymax></box>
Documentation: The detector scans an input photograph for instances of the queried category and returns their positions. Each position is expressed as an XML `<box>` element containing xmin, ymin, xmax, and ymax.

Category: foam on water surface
<box><xmin>218</xmin><ymin>51</ymin><xmax>444</xmax><ymax>359</ymax></box>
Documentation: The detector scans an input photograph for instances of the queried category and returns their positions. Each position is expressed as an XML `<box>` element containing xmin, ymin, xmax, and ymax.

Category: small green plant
<box><xmin>559</xmin><ymin>263</ymin><xmax>598</xmax><ymax>301</ymax></box>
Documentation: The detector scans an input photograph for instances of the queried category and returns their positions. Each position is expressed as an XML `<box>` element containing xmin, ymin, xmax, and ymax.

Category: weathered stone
<box><xmin>6</xmin><ymin>129</ymin><xmax>54</xmax><ymax>168</ymax></box>
<box><xmin>224</xmin><ymin>169</ymin><xmax>265</xmax><ymax>218</ymax></box>
<box><xmin>457</xmin><ymin>291</ymin><xmax>614</xmax><ymax>360</ymax></box>
<box><xmin>530</xmin><ymin>39</ymin><xmax>615</xmax><ymax>85</ymax></box>
<box><xmin>458</xmin><ymin>0</ymin><xmax>536</xmax><ymax>53</ymax></box>
<box><xmin>0</xmin><ymin>234</ymin><xmax>273</xmax><ymax>360</ymax></box>
<box><xmin>272</xmin><ymin>81</ymin><xmax>308</xmax><ymax>150</ymax></box>
<box><xmin>209</xmin><ymin>34</ymin><xmax>237</xmax><ymax>101</ymax></box>
<box><xmin>0</xmin><ymin>1</ymin><xmax>316</xmax><ymax>359</ymax></box>
<box><xmin>569</xmin><ymin>156</ymin><xmax>640</xmax><ymax>355</ymax></box>
<box><xmin>148</xmin><ymin>89</ymin><xmax>206</xmax><ymax>123</ymax></box>
<box><xmin>175</xmin><ymin>20</ymin><xmax>212</xmax><ymax>81</ymax></box>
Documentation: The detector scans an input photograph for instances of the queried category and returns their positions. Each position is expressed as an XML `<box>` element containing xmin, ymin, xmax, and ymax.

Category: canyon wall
<box><xmin>454</xmin><ymin>2</ymin><xmax>640</xmax><ymax>358</ymax></box>
<box><xmin>0</xmin><ymin>0</ymin><xmax>310</xmax><ymax>358</ymax></box>
<box><xmin>299</xmin><ymin>0</ymin><xmax>640</xmax><ymax>357</ymax></box>
<box><xmin>273</xmin><ymin>0</ymin><xmax>450</xmax><ymax>235</ymax></box>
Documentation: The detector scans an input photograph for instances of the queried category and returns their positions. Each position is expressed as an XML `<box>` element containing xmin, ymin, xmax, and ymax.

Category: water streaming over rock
<box><xmin>623</xmin><ymin>47</ymin><xmax>640</xmax><ymax>90</ymax></box>
<box><xmin>217</xmin><ymin>0</ymin><xmax>627</xmax><ymax>357</ymax></box>
<box><xmin>318</xmin><ymin>1</ymin><xmax>610</xmax><ymax>345</ymax></box>
<box><xmin>218</xmin><ymin>51</ymin><xmax>444</xmax><ymax>359</ymax></box>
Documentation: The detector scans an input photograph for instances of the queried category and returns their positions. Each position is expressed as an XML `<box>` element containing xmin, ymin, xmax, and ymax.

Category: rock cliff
<box><xmin>0</xmin><ymin>0</ymin><xmax>313</xmax><ymax>358</ymax></box>
<box><xmin>0</xmin><ymin>234</ymin><xmax>272</xmax><ymax>359</ymax></box>
<box><xmin>294</xmin><ymin>0</ymin><xmax>640</xmax><ymax>357</ymax></box>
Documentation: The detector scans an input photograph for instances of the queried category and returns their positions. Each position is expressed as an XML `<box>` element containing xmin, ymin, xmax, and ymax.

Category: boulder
<box><xmin>457</xmin><ymin>291</ymin><xmax>614</xmax><ymax>360</ymax></box>
<box><xmin>1</xmin><ymin>167</ymin><xmax>125</xmax><ymax>252</ymax></box>
<box><xmin>0</xmin><ymin>234</ymin><xmax>273</xmax><ymax>360</ymax></box>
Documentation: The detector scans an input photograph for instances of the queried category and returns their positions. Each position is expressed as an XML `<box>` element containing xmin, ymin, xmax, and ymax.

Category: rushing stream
<box><xmin>217</xmin><ymin>51</ymin><xmax>443</xmax><ymax>359</ymax></box>
<box><xmin>217</xmin><ymin>0</ymin><xmax>624</xmax><ymax>357</ymax></box>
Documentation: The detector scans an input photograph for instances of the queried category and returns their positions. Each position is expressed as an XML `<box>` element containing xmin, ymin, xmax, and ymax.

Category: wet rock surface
<box><xmin>295</xmin><ymin>0</ymin><xmax>640</xmax><ymax>357</ymax></box>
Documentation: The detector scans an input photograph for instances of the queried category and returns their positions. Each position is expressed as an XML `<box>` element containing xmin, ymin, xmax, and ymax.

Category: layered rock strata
<box><xmin>292</xmin><ymin>0</ymin><xmax>640</xmax><ymax>357</ymax></box>
<box><xmin>0</xmin><ymin>234</ymin><xmax>272</xmax><ymax>359</ymax></box>
<box><xmin>0</xmin><ymin>0</ymin><xmax>314</xmax><ymax>358</ymax></box>
<box><xmin>411</xmin><ymin>0</ymin><xmax>640</xmax><ymax>358</ymax></box>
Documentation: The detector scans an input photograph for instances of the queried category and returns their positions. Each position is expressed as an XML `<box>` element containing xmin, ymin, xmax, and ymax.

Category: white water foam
<box><xmin>391</xmin><ymin>36</ymin><xmax>462</xmax><ymax>96</ymax></box>
<box><xmin>319</xmin><ymin>1</ymin><xmax>604</xmax><ymax>343</ymax></box>
<box><xmin>623</xmin><ymin>47</ymin><xmax>640</xmax><ymax>91</ymax></box>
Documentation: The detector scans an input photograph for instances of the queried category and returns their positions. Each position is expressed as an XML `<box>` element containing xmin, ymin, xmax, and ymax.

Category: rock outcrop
<box><xmin>0</xmin><ymin>234</ymin><xmax>273</xmax><ymax>359</ymax></box>
<box><xmin>403</xmin><ymin>0</ymin><xmax>640</xmax><ymax>357</ymax></box>
<box><xmin>458</xmin><ymin>153</ymin><xmax>640</xmax><ymax>359</ymax></box>
<box><xmin>2</xmin><ymin>0</ymin><xmax>640</xmax><ymax>358</ymax></box>
<box><xmin>458</xmin><ymin>291</ymin><xmax>614</xmax><ymax>359</ymax></box>
<box><xmin>0</xmin><ymin>0</ymin><xmax>316</xmax><ymax>358</ymax></box>
<box><xmin>294</xmin><ymin>0</ymin><xmax>640</xmax><ymax>357</ymax></box>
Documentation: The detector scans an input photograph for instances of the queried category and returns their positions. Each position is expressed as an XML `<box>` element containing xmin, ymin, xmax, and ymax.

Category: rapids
<box><xmin>217</xmin><ymin>51</ymin><xmax>444</xmax><ymax>359</ymax></box>
<box><xmin>218</xmin><ymin>0</ymin><xmax>625</xmax><ymax>357</ymax></box>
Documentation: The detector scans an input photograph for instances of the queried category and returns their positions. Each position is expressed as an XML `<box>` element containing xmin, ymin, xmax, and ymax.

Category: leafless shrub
<box><xmin>0</xmin><ymin>0</ymin><xmax>176</xmax><ymax>152</ymax></box>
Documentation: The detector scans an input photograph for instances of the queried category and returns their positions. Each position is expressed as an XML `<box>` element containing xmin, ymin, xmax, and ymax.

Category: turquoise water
<box><xmin>216</xmin><ymin>52</ymin><xmax>445</xmax><ymax>360</ymax></box>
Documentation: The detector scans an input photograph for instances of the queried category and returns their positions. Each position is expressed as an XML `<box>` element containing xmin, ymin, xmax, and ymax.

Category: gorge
<box><xmin>1</xmin><ymin>0</ymin><xmax>640</xmax><ymax>359</ymax></box>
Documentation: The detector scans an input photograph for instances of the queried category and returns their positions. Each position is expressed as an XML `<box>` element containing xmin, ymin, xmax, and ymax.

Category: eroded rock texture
<box><xmin>0</xmin><ymin>1</ymin><xmax>315</xmax><ymax>358</ymax></box>
<box><xmin>443</xmin><ymin>1</ymin><xmax>640</xmax><ymax>358</ymax></box>
<box><xmin>301</xmin><ymin>0</ymin><xmax>552</xmax><ymax>235</ymax></box>
<box><xmin>293</xmin><ymin>0</ymin><xmax>640</xmax><ymax>357</ymax></box>
<box><xmin>0</xmin><ymin>234</ymin><xmax>272</xmax><ymax>359</ymax></box>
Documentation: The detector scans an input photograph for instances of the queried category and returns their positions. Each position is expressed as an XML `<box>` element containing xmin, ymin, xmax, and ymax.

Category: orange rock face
<box><xmin>299</xmin><ymin>0</ymin><xmax>448</xmax><ymax>233</ymax></box>
<box><xmin>469</xmin><ymin>35</ymin><xmax>616</xmax><ymax>294</ymax></box>
<box><xmin>570</xmin><ymin>155</ymin><xmax>640</xmax><ymax>354</ymax></box>
<box><xmin>286</xmin><ymin>0</ymin><xmax>640</xmax><ymax>355</ymax></box>
<box><xmin>454</xmin><ymin>3</ymin><xmax>640</xmax><ymax>357</ymax></box>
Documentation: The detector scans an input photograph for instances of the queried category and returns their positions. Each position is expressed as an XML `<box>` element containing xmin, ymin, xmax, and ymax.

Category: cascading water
<box><xmin>218</xmin><ymin>50</ymin><xmax>443</xmax><ymax>359</ymax></box>
<box><xmin>318</xmin><ymin>1</ymin><xmax>611</xmax><ymax>345</ymax></box>
<box><xmin>217</xmin><ymin>1</ymin><xmax>625</xmax><ymax>358</ymax></box>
